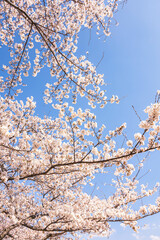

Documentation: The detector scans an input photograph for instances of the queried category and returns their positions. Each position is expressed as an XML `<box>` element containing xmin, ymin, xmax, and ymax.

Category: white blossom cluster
<box><xmin>0</xmin><ymin>96</ymin><xmax>160</xmax><ymax>239</ymax></box>
<box><xmin>0</xmin><ymin>0</ymin><xmax>119</xmax><ymax>106</ymax></box>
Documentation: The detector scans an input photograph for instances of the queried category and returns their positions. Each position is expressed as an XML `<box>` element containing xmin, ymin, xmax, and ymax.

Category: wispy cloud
<box><xmin>132</xmin><ymin>233</ymin><xmax>141</xmax><ymax>240</ymax></box>
<box><xmin>142</xmin><ymin>224</ymin><xmax>150</xmax><ymax>230</ymax></box>
<box><xmin>150</xmin><ymin>235</ymin><xmax>160</xmax><ymax>240</ymax></box>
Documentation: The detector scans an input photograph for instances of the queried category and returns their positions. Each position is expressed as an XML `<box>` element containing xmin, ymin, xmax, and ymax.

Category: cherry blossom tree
<box><xmin>0</xmin><ymin>0</ymin><xmax>160</xmax><ymax>239</ymax></box>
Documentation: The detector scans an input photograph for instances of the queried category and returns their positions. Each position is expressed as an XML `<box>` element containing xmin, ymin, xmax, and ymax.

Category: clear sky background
<box><xmin>1</xmin><ymin>0</ymin><xmax>160</xmax><ymax>239</ymax></box>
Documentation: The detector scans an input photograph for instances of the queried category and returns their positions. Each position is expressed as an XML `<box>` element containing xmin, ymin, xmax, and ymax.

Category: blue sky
<box><xmin>1</xmin><ymin>0</ymin><xmax>160</xmax><ymax>239</ymax></box>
